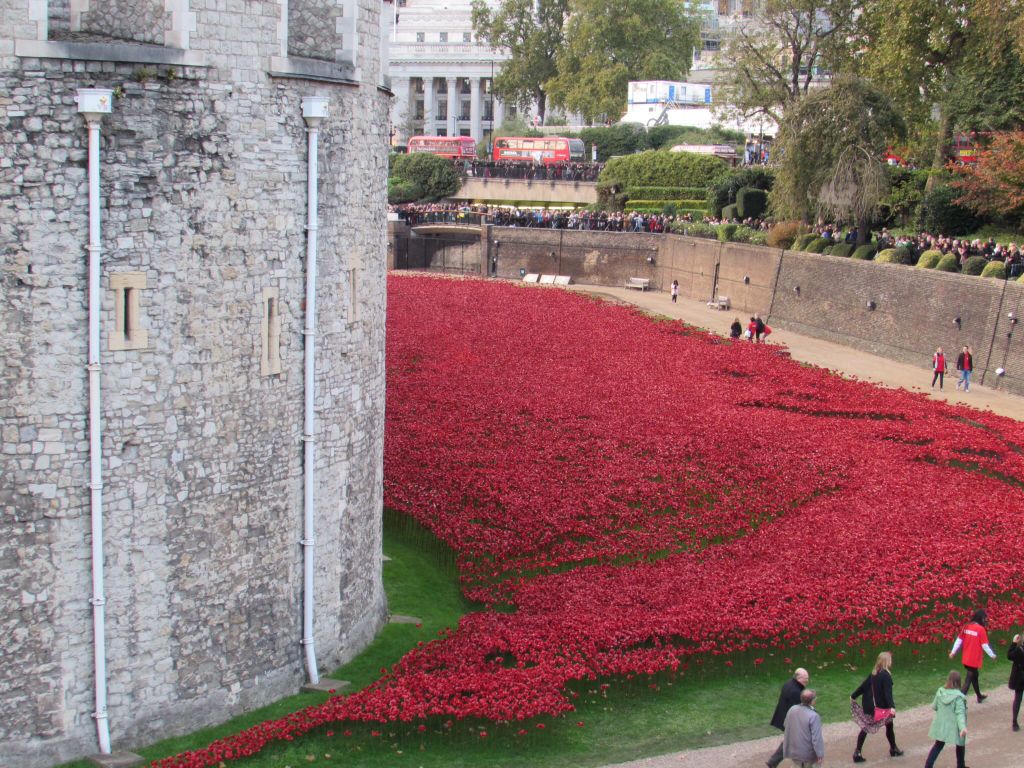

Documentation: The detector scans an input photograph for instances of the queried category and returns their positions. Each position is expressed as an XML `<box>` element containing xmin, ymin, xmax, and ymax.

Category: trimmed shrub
<box><xmin>721</xmin><ymin>204</ymin><xmax>739</xmax><ymax>221</ymax></box>
<box><xmin>962</xmin><ymin>256</ymin><xmax>987</xmax><ymax>276</ymax></box>
<box><xmin>851</xmin><ymin>244</ymin><xmax>877</xmax><ymax>260</ymax></box>
<box><xmin>768</xmin><ymin>221</ymin><xmax>805</xmax><ymax>249</ymax></box>
<box><xmin>792</xmin><ymin>233</ymin><xmax>818</xmax><ymax>251</ymax></box>
<box><xmin>876</xmin><ymin>246</ymin><xmax>914</xmax><ymax>265</ymax></box>
<box><xmin>804</xmin><ymin>237</ymin><xmax>830</xmax><ymax>253</ymax></box>
<box><xmin>935</xmin><ymin>253</ymin><xmax>960</xmax><ymax>272</ymax></box>
<box><xmin>830</xmin><ymin>243</ymin><xmax>855</xmax><ymax>258</ymax></box>
<box><xmin>718</xmin><ymin>223</ymin><xmax>738</xmax><ymax>242</ymax></box>
<box><xmin>822</xmin><ymin>245</ymin><xmax>835</xmax><ymax>255</ymax></box>
<box><xmin>736</xmin><ymin>187</ymin><xmax>768</xmax><ymax>219</ymax></box>
<box><xmin>598</xmin><ymin>150</ymin><xmax>731</xmax><ymax>208</ymax></box>
<box><xmin>981</xmin><ymin>260</ymin><xmax>1007</xmax><ymax>279</ymax></box>
<box><xmin>390</xmin><ymin>152</ymin><xmax>461</xmax><ymax>201</ymax></box>
<box><xmin>1018</xmin><ymin>273</ymin><xmax>1024</xmax><ymax>283</ymax></box>
<box><xmin>387</xmin><ymin>177</ymin><xmax>423</xmax><ymax>204</ymax></box>
<box><xmin>916</xmin><ymin>249</ymin><xmax>943</xmax><ymax>269</ymax></box>
<box><xmin>706</xmin><ymin>166</ymin><xmax>774</xmax><ymax>217</ymax></box>
<box><xmin>671</xmin><ymin>221</ymin><xmax>718</xmax><ymax>239</ymax></box>
<box><xmin>627</xmin><ymin>186</ymin><xmax>708</xmax><ymax>200</ymax></box>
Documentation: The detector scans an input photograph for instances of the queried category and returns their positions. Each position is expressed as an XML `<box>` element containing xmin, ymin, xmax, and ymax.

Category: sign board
<box><xmin>627</xmin><ymin>81</ymin><xmax>713</xmax><ymax>105</ymax></box>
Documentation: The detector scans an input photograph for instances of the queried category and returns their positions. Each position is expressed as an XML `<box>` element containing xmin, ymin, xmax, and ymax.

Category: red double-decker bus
<box><xmin>406</xmin><ymin>135</ymin><xmax>477</xmax><ymax>159</ymax></box>
<box><xmin>492</xmin><ymin>136</ymin><xmax>586</xmax><ymax>165</ymax></box>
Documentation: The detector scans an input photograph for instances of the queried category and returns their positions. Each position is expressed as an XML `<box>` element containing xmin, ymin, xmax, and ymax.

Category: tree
<box><xmin>472</xmin><ymin>0</ymin><xmax>569</xmax><ymax>123</ymax></box>
<box><xmin>544</xmin><ymin>0</ymin><xmax>700</xmax><ymax>124</ymax></box>
<box><xmin>771</xmin><ymin>76</ymin><xmax>906</xmax><ymax>245</ymax></box>
<box><xmin>854</xmin><ymin>0</ymin><xmax>1024</xmax><ymax>186</ymax></box>
<box><xmin>715</xmin><ymin>0</ymin><xmax>858</xmax><ymax>124</ymax></box>
<box><xmin>952</xmin><ymin>131</ymin><xmax>1024</xmax><ymax>227</ymax></box>
<box><xmin>388</xmin><ymin>153</ymin><xmax>461</xmax><ymax>203</ymax></box>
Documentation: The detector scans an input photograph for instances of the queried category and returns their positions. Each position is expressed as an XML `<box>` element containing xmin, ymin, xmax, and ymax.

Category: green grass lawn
<box><xmin>60</xmin><ymin>515</ymin><xmax>973</xmax><ymax>768</ymax></box>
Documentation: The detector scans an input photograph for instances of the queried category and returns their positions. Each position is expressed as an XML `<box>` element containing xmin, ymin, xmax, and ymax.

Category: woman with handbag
<box><xmin>1008</xmin><ymin>632</ymin><xmax>1024</xmax><ymax>730</ymax></box>
<box><xmin>850</xmin><ymin>651</ymin><xmax>903</xmax><ymax>763</ymax></box>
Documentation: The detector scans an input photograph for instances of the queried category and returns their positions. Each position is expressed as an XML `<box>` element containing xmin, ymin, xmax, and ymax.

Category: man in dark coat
<box><xmin>767</xmin><ymin>667</ymin><xmax>809</xmax><ymax>768</ymax></box>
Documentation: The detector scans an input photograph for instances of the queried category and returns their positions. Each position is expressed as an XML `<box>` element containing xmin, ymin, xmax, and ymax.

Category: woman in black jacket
<box><xmin>1008</xmin><ymin>632</ymin><xmax>1024</xmax><ymax>730</ymax></box>
<box><xmin>851</xmin><ymin>651</ymin><xmax>903</xmax><ymax>762</ymax></box>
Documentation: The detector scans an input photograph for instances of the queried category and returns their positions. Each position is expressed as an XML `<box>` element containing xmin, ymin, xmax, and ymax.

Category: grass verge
<box><xmin>60</xmin><ymin>515</ymin><xmax>969</xmax><ymax>768</ymax></box>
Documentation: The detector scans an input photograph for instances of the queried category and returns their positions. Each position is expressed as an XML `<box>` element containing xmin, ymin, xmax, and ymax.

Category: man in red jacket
<box><xmin>950</xmin><ymin>609</ymin><xmax>997</xmax><ymax>702</ymax></box>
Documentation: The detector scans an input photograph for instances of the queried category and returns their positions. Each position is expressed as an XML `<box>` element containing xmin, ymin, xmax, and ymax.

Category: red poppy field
<box><xmin>157</xmin><ymin>274</ymin><xmax>1024</xmax><ymax>767</ymax></box>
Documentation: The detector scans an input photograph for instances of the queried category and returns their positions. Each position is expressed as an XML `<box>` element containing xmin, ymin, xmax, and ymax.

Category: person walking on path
<box><xmin>755</xmin><ymin>314</ymin><xmax>766</xmax><ymax>343</ymax></box>
<box><xmin>955</xmin><ymin>346</ymin><xmax>973</xmax><ymax>392</ymax></box>
<box><xmin>670</xmin><ymin>280</ymin><xmax>679</xmax><ymax>304</ymax></box>
<box><xmin>932</xmin><ymin>348</ymin><xmax>947</xmax><ymax>389</ymax></box>
<box><xmin>783</xmin><ymin>688</ymin><xmax>825</xmax><ymax>767</ymax></box>
<box><xmin>923</xmin><ymin>671</ymin><xmax>968</xmax><ymax>768</ymax></box>
<box><xmin>1008</xmin><ymin>632</ymin><xmax>1024</xmax><ymax>730</ymax></box>
<box><xmin>766</xmin><ymin>667</ymin><xmax>808</xmax><ymax>768</ymax></box>
<box><xmin>950</xmin><ymin>608</ymin><xmax>997</xmax><ymax>702</ymax></box>
<box><xmin>730</xmin><ymin>317</ymin><xmax>743</xmax><ymax>339</ymax></box>
<box><xmin>850</xmin><ymin>651</ymin><xmax>903</xmax><ymax>763</ymax></box>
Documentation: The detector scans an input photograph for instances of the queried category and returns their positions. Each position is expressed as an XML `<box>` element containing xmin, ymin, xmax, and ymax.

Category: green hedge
<box><xmin>599</xmin><ymin>150</ymin><xmax>731</xmax><ymax>206</ymax></box>
<box><xmin>722</xmin><ymin>204</ymin><xmax>739</xmax><ymax>220</ymax></box>
<box><xmin>962</xmin><ymin>256</ymin><xmax>987</xmax><ymax>276</ymax></box>
<box><xmin>830</xmin><ymin>243</ymin><xmax>855</xmax><ymax>257</ymax></box>
<box><xmin>792</xmin><ymin>233</ymin><xmax>818</xmax><ymax>251</ymax></box>
<box><xmin>626</xmin><ymin>186</ymin><xmax>708</xmax><ymax>200</ymax></box>
<box><xmin>804</xmin><ymin>237</ymin><xmax>829</xmax><ymax>253</ymax></box>
<box><xmin>671</xmin><ymin>221</ymin><xmax>718</xmax><ymax>238</ymax></box>
<box><xmin>916</xmin><ymin>249</ymin><xmax>942</xmax><ymax>269</ymax></box>
<box><xmin>623</xmin><ymin>199</ymin><xmax>706</xmax><ymax>211</ymax></box>
<box><xmin>736</xmin><ymin>187</ymin><xmax>768</xmax><ymax>219</ymax></box>
<box><xmin>981</xmin><ymin>261</ymin><xmax>1007</xmax><ymax>279</ymax></box>
<box><xmin>852</xmin><ymin>244</ymin><xmax>877</xmax><ymax>260</ymax></box>
<box><xmin>935</xmin><ymin>254</ymin><xmax>960</xmax><ymax>272</ymax></box>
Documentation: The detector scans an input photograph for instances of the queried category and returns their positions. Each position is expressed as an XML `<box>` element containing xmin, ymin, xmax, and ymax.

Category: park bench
<box><xmin>625</xmin><ymin>277</ymin><xmax>650</xmax><ymax>291</ymax></box>
<box><xmin>707</xmin><ymin>295</ymin><xmax>730</xmax><ymax>310</ymax></box>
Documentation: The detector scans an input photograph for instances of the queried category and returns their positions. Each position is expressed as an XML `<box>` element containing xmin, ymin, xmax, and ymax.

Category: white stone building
<box><xmin>1</xmin><ymin>0</ymin><xmax>390</xmax><ymax>765</ymax></box>
<box><xmin>388</xmin><ymin>0</ymin><xmax>515</xmax><ymax>145</ymax></box>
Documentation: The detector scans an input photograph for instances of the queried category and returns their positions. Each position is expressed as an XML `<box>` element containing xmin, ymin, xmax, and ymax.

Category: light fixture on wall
<box><xmin>866</xmin><ymin>300</ymin><xmax>876</xmax><ymax>311</ymax></box>
<box><xmin>953</xmin><ymin>316</ymin><xmax>961</xmax><ymax>329</ymax></box>
<box><xmin>646</xmin><ymin>255</ymin><xmax>656</xmax><ymax>265</ymax></box>
<box><xmin>743</xmin><ymin>275</ymin><xmax>750</xmax><ymax>284</ymax></box>
<box><xmin>996</xmin><ymin>367</ymin><xmax>1006</xmax><ymax>376</ymax></box>
<box><xmin>794</xmin><ymin>285</ymin><xmax>801</xmax><ymax>296</ymax></box>
<box><xmin>1010</xmin><ymin>312</ymin><xmax>1018</xmax><ymax>325</ymax></box>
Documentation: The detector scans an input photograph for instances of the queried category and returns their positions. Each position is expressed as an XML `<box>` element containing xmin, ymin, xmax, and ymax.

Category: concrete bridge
<box><xmin>450</xmin><ymin>177</ymin><xmax>598</xmax><ymax>206</ymax></box>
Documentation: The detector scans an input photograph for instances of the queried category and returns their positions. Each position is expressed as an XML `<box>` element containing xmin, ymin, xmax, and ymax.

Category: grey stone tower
<box><xmin>0</xmin><ymin>1</ymin><xmax>391</xmax><ymax>765</ymax></box>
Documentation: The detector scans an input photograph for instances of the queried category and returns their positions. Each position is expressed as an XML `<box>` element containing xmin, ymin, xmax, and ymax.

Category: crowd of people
<box><xmin>811</xmin><ymin>226</ymin><xmax>1024</xmax><ymax>278</ymax></box>
<box><xmin>458</xmin><ymin>159</ymin><xmax>604</xmax><ymax>182</ymax></box>
<box><xmin>768</xmin><ymin>609</ymin><xmax>1016</xmax><ymax>768</ymax></box>
<box><xmin>391</xmin><ymin>200</ymin><xmax>1021</xmax><ymax>280</ymax></box>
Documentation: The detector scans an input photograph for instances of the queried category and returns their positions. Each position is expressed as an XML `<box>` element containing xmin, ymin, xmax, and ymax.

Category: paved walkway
<box><xmin>604</xmin><ymin>687</ymin><xmax>1018</xmax><ymax>768</ymax></box>
<box><xmin>573</xmin><ymin>284</ymin><xmax>1024</xmax><ymax>767</ymax></box>
<box><xmin>569</xmin><ymin>284</ymin><xmax>1023</xmax><ymax>422</ymax></box>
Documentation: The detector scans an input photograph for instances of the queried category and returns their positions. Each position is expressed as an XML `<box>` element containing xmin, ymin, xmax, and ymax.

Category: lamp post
<box><xmin>489</xmin><ymin>58</ymin><xmax>495</xmax><ymax>154</ymax></box>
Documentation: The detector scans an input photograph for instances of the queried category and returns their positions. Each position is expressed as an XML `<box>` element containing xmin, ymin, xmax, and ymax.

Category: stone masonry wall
<box><xmin>1</xmin><ymin>0</ymin><xmax>389</xmax><ymax>765</ymax></box>
<box><xmin>419</xmin><ymin>226</ymin><xmax>1024</xmax><ymax>395</ymax></box>
<box><xmin>80</xmin><ymin>0</ymin><xmax>169</xmax><ymax>45</ymax></box>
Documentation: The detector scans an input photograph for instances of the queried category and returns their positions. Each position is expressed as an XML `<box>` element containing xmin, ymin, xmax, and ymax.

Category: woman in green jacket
<box><xmin>924</xmin><ymin>670</ymin><xmax>968</xmax><ymax>768</ymax></box>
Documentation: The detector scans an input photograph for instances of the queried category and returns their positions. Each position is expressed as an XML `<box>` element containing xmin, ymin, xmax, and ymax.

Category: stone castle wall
<box><xmin>1</xmin><ymin>1</ymin><xmax>390</xmax><ymax>765</ymax></box>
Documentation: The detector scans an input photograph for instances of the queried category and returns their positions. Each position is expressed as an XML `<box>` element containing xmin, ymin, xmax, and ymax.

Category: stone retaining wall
<box><xmin>392</xmin><ymin>225</ymin><xmax>1023</xmax><ymax>396</ymax></box>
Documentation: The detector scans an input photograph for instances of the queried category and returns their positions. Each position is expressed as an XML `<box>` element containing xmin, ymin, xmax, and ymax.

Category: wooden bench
<box><xmin>707</xmin><ymin>295</ymin><xmax>730</xmax><ymax>310</ymax></box>
<box><xmin>625</xmin><ymin>277</ymin><xmax>650</xmax><ymax>291</ymax></box>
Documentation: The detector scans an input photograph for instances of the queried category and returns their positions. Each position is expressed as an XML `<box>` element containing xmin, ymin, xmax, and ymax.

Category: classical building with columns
<box><xmin>388</xmin><ymin>0</ymin><xmax>514</xmax><ymax>145</ymax></box>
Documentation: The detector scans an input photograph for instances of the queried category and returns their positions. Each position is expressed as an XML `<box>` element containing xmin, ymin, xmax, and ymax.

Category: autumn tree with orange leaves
<box><xmin>952</xmin><ymin>132</ymin><xmax>1024</xmax><ymax>226</ymax></box>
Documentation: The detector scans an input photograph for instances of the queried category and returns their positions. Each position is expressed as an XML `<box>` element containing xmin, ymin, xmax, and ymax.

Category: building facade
<box><xmin>1</xmin><ymin>0</ymin><xmax>390</xmax><ymax>765</ymax></box>
<box><xmin>388</xmin><ymin>0</ymin><xmax>514</xmax><ymax>145</ymax></box>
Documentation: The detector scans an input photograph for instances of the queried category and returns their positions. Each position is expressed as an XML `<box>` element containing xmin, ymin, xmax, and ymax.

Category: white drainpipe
<box><xmin>300</xmin><ymin>96</ymin><xmax>328</xmax><ymax>684</ymax></box>
<box><xmin>76</xmin><ymin>87</ymin><xmax>114</xmax><ymax>756</ymax></box>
